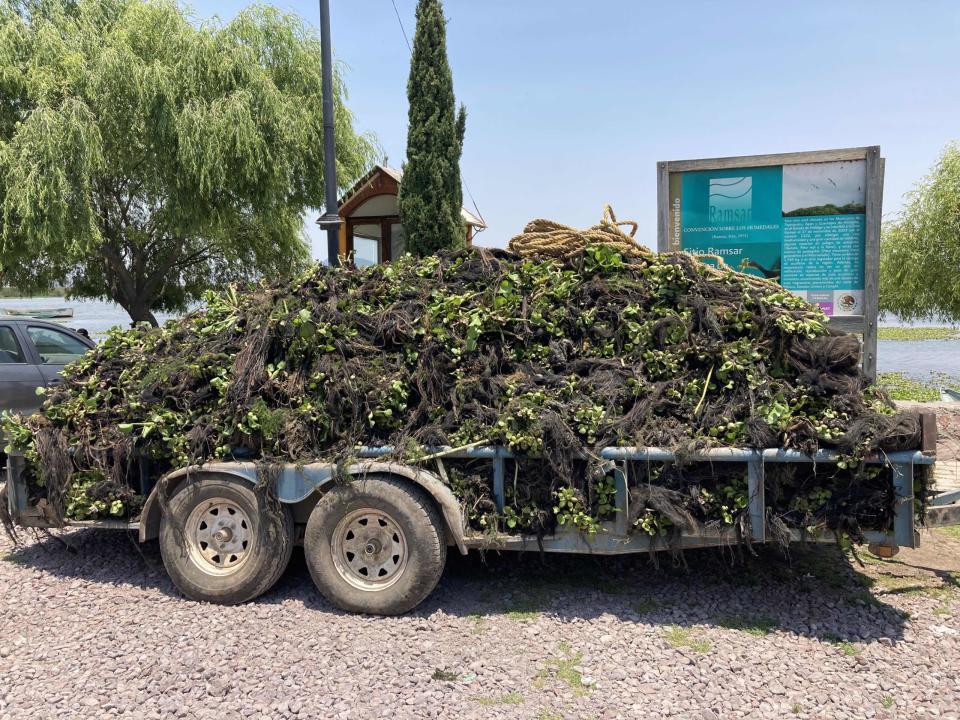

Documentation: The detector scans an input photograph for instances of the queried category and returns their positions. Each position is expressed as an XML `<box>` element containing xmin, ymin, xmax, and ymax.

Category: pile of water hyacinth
<box><xmin>2</xmin><ymin>241</ymin><xmax>928</xmax><ymax>542</ymax></box>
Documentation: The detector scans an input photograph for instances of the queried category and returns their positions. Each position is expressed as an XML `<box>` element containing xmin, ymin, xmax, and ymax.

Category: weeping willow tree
<box><xmin>0</xmin><ymin>0</ymin><xmax>377</xmax><ymax>324</ymax></box>
<box><xmin>880</xmin><ymin>143</ymin><xmax>960</xmax><ymax>323</ymax></box>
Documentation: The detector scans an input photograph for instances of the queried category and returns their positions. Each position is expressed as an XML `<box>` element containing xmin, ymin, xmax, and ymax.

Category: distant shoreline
<box><xmin>878</xmin><ymin>327</ymin><xmax>960</xmax><ymax>341</ymax></box>
<box><xmin>0</xmin><ymin>287</ymin><xmax>67</xmax><ymax>299</ymax></box>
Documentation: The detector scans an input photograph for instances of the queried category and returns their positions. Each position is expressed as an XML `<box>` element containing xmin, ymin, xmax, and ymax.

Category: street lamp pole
<box><xmin>317</xmin><ymin>0</ymin><xmax>341</xmax><ymax>267</ymax></box>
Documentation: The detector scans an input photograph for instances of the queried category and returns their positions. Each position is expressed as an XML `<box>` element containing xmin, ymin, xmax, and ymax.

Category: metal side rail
<box><xmin>6</xmin><ymin>444</ymin><xmax>941</xmax><ymax>553</ymax></box>
<box><xmin>353</xmin><ymin>445</ymin><xmax>935</xmax><ymax>553</ymax></box>
<box><xmin>925</xmin><ymin>488</ymin><xmax>960</xmax><ymax>528</ymax></box>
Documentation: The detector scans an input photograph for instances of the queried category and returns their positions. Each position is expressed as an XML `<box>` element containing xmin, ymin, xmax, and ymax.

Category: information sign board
<box><xmin>657</xmin><ymin>147</ymin><xmax>883</xmax><ymax>378</ymax></box>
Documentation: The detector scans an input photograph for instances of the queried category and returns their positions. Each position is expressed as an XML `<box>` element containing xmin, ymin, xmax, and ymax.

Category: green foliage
<box><xmin>0</xmin><ymin>0</ymin><xmax>377</xmax><ymax>324</ymax></box>
<box><xmin>64</xmin><ymin>469</ymin><xmax>131</xmax><ymax>519</ymax></box>
<box><xmin>396</xmin><ymin>0</ymin><xmax>466</xmax><ymax>255</ymax></box>
<box><xmin>553</xmin><ymin>486</ymin><xmax>600</xmax><ymax>534</ymax></box>
<box><xmin>634</xmin><ymin>510</ymin><xmax>672</xmax><ymax>537</ymax></box>
<box><xmin>698</xmin><ymin>478</ymin><xmax>748</xmax><ymax>525</ymax></box>
<box><xmin>880</xmin><ymin>143</ymin><xmax>960</xmax><ymax>322</ymax></box>
<box><xmin>878</xmin><ymin>371</ymin><xmax>960</xmax><ymax>402</ymax></box>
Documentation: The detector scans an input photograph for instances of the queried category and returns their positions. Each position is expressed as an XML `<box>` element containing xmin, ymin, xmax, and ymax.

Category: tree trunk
<box><xmin>99</xmin><ymin>236</ymin><xmax>161</xmax><ymax>328</ymax></box>
<box><xmin>116</xmin><ymin>294</ymin><xmax>159</xmax><ymax>328</ymax></box>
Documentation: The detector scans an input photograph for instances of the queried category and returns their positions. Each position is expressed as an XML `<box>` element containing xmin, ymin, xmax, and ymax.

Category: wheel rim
<box><xmin>332</xmin><ymin>508</ymin><xmax>408</xmax><ymax>591</ymax></box>
<box><xmin>185</xmin><ymin>498</ymin><xmax>253</xmax><ymax>576</ymax></box>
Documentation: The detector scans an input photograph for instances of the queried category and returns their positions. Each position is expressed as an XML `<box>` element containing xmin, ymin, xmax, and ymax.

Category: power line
<box><xmin>390</xmin><ymin>0</ymin><xmax>412</xmax><ymax>52</ymax></box>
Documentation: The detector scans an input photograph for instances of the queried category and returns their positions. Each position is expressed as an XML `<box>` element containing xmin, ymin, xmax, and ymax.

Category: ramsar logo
<box><xmin>709</xmin><ymin>176</ymin><xmax>752</xmax><ymax>223</ymax></box>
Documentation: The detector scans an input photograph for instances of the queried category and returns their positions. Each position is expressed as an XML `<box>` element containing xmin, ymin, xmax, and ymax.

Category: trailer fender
<box><xmin>343</xmin><ymin>462</ymin><xmax>467</xmax><ymax>554</ymax></box>
<box><xmin>138</xmin><ymin>461</ymin><xmax>468</xmax><ymax>554</ymax></box>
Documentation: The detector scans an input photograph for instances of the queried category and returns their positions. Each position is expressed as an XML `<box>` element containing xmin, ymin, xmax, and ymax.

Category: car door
<box><xmin>23</xmin><ymin>324</ymin><xmax>93</xmax><ymax>387</ymax></box>
<box><xmin>0</xmin><ymin>322</ymin><xmax>46</xmax><ymax>414</ymax></box>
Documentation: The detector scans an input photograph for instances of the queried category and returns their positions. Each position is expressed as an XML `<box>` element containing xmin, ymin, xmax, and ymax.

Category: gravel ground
<box><xmin>1</xmin><ymin>527</ymin><xmax>959</xmax><ymax>720</ymax></box>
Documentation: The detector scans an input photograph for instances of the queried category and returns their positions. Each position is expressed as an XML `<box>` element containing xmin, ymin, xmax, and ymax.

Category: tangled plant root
<box><xmin>2</xmin><ymin>211</ymin><xmax>924</xmax><ymax>541</ymax></box>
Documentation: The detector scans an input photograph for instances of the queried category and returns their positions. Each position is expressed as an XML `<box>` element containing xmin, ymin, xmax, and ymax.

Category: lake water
<box><xmin>0</xmin><ymin>297</ymin><xmax>178</xmax><ymax>338</ymax></box>
<box><xmin>2</xmin><ymin>297</ymin><xmax>958</xmax><ymax>380</ymax></box>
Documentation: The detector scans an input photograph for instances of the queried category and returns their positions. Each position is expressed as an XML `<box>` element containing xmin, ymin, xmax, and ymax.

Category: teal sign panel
<box><xmin>668</xmin><ymin>160</ymin><xmax>866</xmax><ymax>317</ymax></box>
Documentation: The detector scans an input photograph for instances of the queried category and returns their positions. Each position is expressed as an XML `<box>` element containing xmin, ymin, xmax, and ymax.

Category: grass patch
<box><xmin>469</xmin><ymin>692</ymin><xmax>523</xmax><ymax>706</ymax></box>
<box><xmin>822</xmin><ymin>634</ymin><xmax>861</xmax><ymax>656</ymax></box>
<box><xmin>719</xmin><ymin>615</ymin><xmax>778</xmax><ymax>636</ymax></box>
<box><xmin>881</xmin><ymin>696</ymin><xmax>894</xmax><ymax>709</ymax></box>
<box><xmin>536</xmin><ymin>713</ymin><xmax>563</xmax><ymax>720</ymax></box>
<box><xmin>873</xmin><ymin>574</ymin><xmax>928</xmax><ymax>593</ymax></box>
<box><xmin>535</xmin><ymin>642</ymin><xmax>590</xmax><ymax>695</ymax></box>
<box><xmin>871</xmin><ymin>571</ymin><xmax>956</xmax><ymax>601</ymax></box>
<box><xmin>496</xmin><ymin>587</ymin><xmax>550</xmax><ymax>620</ymax></box>
<box><xmin>431</xmin><ymin>668</ymin><xmax>459</xmax><ymax>682</ymax></box>
<box><xmin>838</xmin><ymin>641</ymin><xmax>860</xmax><ymax>656</ymax></box>
<box><xmin>503</xmin><ymin>599</ymin><xmax>543</xmax><ymax>621</ymax></box>
<box><xmin>467</xmin><ymin>612</ymin><xmax>486</xmax><ymax>635</ymax></box>
<box><xmin>878</xmin><ymin>326</ymin><xmax>960</xmax><ymax>341</ymax></box>
<box><xmin>633</xmin><ymin>597</ymin><xmax>660</xmax><ymax>614</ymax></box>
<box><xmin>938</xmin><ymin>525</ymin><xmax>960</xmax><ymax>541</ymax></box>
<box><xmin>662</xmin><ymin>626</ymin><xmax>711</xmax><ymax>653</ymax></box>
<box><xmin>791</xmin><ymin>703</ymin><xmax>803</xmax><ymax>715</ymax></box>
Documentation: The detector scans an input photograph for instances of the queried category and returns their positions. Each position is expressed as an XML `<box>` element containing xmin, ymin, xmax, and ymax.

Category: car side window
<box><xmin>26</xmin><ymin>326</ymin><xmax>89</xmax><ymax>365</ymax></box>
<box><xmin>0</xmin><ymin>326</ymin><xmax>26</xmax><ymax>363</ymax></box>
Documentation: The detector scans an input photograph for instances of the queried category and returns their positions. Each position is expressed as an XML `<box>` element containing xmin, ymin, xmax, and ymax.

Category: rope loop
<box><xmin>508</xmin><ymin>206</ymin><xmax>651</xmax><ymax>260</ymax></box>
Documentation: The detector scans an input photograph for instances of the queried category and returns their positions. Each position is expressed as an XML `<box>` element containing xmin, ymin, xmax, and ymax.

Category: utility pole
<box><xmin>316</xmin><ymin>0</ymin><xmax>341</xmax><ymax>266</ymax></box>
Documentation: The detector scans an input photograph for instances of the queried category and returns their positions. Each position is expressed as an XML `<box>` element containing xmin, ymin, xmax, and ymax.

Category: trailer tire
<box><xmin>159</xmin><ymin>475</ymin><xmax>294</xmax><ymax>605</ymax></box>
<box><xmin>304</xmin><ymin>474</ymin><xmax>447</xmax><ymax>615</ymax></box>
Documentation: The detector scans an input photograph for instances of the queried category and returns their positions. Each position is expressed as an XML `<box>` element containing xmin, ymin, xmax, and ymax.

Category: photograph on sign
<box><xmin>667</xmin><ymin>159</ymin><xmax>866</xmax><ymax>316</ymax></box>
<box><xmin>781</xmin><ymin>160</ymin><xmax>866</xmax><ymax>316</ymax></box>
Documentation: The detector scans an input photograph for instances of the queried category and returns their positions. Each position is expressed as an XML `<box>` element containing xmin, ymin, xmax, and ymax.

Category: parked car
<box><xmin>0</xmin><ymin>317</ymin><xmax>95</xmax><ymax>416</ymax></box>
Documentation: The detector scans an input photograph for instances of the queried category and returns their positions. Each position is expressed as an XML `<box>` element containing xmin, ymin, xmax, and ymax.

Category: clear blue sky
<box><xmin>190</xmin><ymin>0</ymin><xmax>960</xmax><ymax>260</ymax></box>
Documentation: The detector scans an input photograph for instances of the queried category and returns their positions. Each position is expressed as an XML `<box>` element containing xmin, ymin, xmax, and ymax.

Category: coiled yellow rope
<box><xmin>508</xmin><ymin>205</ymin><xmax>782</xmax><ymax>292</ymax></box>
<box><xmin>508</xmin><ymin>205</ymin><xmax>653</xmax><ymax>260</ymax></box>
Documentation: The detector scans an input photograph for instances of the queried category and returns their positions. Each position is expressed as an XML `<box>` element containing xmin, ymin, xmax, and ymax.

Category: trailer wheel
<box><xmin>159</xmin><ymin>475</ymin><xmax>294</xmax><ymax>605</ymax></box>
<box><xmin>304</xmin><ymin>475</ymin><xmax>447</xmax><ymax>615</ymax></box>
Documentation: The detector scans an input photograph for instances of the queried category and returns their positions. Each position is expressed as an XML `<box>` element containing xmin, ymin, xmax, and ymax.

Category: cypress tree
<box><xmin>397</xmin><ymin>0</ymin><xmax>467</xmax><ymax>255</ymax></box>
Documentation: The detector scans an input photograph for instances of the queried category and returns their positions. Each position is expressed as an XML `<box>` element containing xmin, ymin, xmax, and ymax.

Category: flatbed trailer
<box><xmin>5</xmin><ymin>437</ymin><xmax>960</xmax><ymax>615</ymax></box>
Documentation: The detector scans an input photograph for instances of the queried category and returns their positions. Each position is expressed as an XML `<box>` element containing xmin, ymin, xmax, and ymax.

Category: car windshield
<box><xmin>0</xmin><ymin>326</ymin><xmax>25</xmax><ymax>363</ymax></box>
<box><xmin>26</xmin><ymin>326</ymin><xmax>89</xmax><ymax>365</ymax></box>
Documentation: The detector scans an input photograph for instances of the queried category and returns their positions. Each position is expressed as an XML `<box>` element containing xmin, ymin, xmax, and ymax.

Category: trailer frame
<box><xmin>5</xmin><ymin>444</ymin><xmax>952</xmax><ymax>556</ymax></box>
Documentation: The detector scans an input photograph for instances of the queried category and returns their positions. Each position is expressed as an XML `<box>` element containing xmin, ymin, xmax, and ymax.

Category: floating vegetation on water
<box><xmin>877</xmin><ymin>327</ymin><xmax>960</xmax><ymax>342</ymax></box>
<box><xmin>878</xmin><ymin>372</ymin><xmax>960</xmax><ymax>402</ymax></box>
